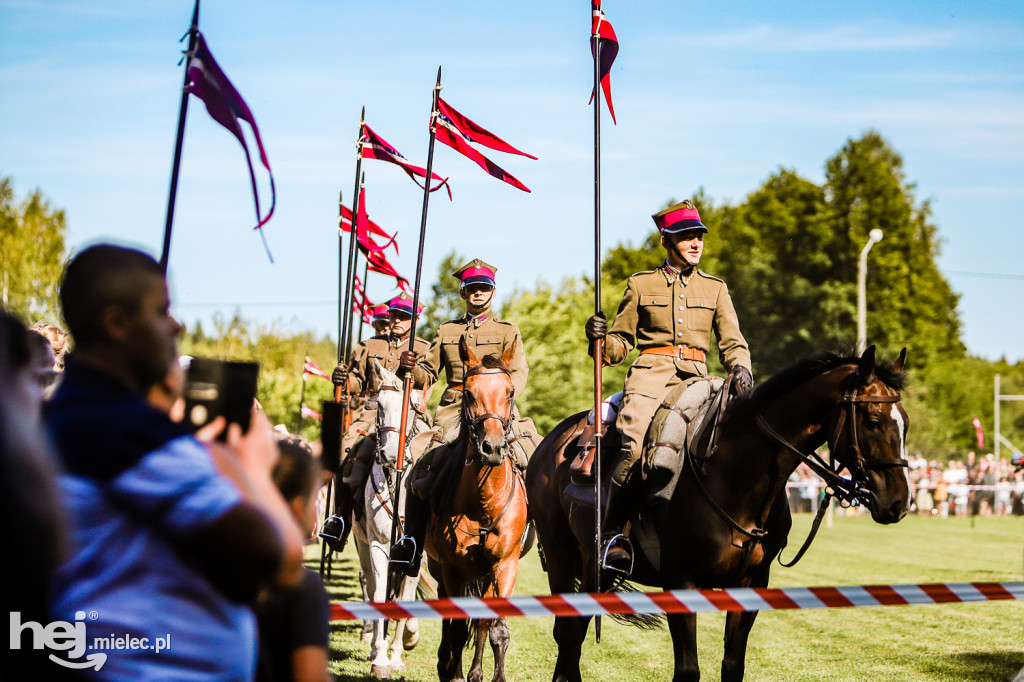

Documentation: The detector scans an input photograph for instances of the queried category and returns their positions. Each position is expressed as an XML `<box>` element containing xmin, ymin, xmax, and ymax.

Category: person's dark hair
<box><xmin>59</xmin><ymin>244</ymin><xmax>163</xmax><ymax>348</ymax></box>
<box><xmin>0</xmin><ymin>310</ymin><xmax>34</xmax><ymax>370</ymax></box>
<box><xmin>272</xmin><ymin>437</ymin><xmax>321</xmax><ymax>502</ymax></box>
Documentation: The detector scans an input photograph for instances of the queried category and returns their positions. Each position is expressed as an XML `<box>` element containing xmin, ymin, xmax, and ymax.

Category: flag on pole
<box><xmin>355</xmin><ymin>186</ymin><xmax>398</xmax><ymax>254</ymax></box>
<box><xmin>433</xmin><ymin>98</ymin><xmax>534</xmax><ymax>193</ymax></box>
<box><xmin>301</xmin><ymin>403</ymin><xmax>323</xmax><ymax>420</ymax></box>
<box><xmin>972</xmin><ymin>416</ymin><xmax>984</xmax><ymax>449</ymax></box>
<box><xmin>590</xmin><ymin>0</ymin><xmax>619</xmax><ymax>124</ymax></box>
<box><xmin>339</xmin><ymin>204</ymin><xmax>398</xmax><ymax>255</ymax></box>
<box><xmin>363</xmin><ymin>248</ymin><xmax>411</xmax><ymax>292</ymax></box>
<box><xmin>360</xmin><ymin>124</ymin><xmax>452</xmax><ymax>199</ymax></box>
<box><xmin>186</xmin><ymin>33</ymin><xmax>277</xmax><ymax>229</ymax></box>
<box><xmin>303</xmin><ymin>358</ymin><xmax>330</xmax><ymax>381</ymax></box>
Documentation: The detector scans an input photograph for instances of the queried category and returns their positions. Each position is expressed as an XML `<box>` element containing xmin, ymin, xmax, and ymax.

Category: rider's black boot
<box><xmin>390</xmin><ymin>494</ymin><xmax>427</xmax><ymax>577</ymax></box>
<box><xmin>600</xmin><ymin>478</ymin><xmax>634</xmax><ymax>576</ymax></box>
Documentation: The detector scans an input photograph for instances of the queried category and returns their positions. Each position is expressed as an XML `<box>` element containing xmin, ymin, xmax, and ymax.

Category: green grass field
<box><xmin>319</xmin><ymin>514</ymin><xmax>1023</xmax><ymax>681</ymax></box>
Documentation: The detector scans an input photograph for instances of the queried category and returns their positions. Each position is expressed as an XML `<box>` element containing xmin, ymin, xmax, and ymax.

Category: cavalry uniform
<box><xmin>410</xmin><ymin>259</ymin><xmax>528</xmax><ymax>434</ymax></box>
<box><xmin>346</xmin><ymin>333</ymin><xmax>430</xmax><ymax>395</ymax></box>
<box><xmin>596</xmin><ymin>201</ymin><xmax>751</xmax><ymax>486</ymax></box>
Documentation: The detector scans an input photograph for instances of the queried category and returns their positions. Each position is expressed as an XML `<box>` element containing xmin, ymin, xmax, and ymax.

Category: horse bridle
<box><xmin>374</xmin><ymin>383</ymin><xmax>423</xmax><ymax>466</ymax></box>
<box><xmin>461</xmin><ymin>366</ymin><xmax>515</xmax><ymax>462</ymax></box>
<box><xmin>755</xmin><ymin>369</ymin><xmax>908</xmax><ymax>507</ymax></box>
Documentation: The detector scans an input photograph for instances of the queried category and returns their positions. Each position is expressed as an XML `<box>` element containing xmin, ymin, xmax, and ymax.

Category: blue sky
<box><xmin>2</xmin><ymin>0</ymin><xmax>1022</xmax><ymax>362</ymax></box>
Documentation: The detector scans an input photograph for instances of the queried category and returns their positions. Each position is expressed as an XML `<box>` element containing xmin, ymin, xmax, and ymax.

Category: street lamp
<box><xmin>857</xmin><ymin>228</ymin><xmax>884</xmax><ymax>354</ymax></box>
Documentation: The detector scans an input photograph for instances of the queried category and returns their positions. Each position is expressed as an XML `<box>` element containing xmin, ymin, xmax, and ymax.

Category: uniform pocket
<box><xmin>686</xmin><ymin>297</ymin><xmax>715</xmax><ymax>332</ymax></box>
<box><xmin>639</xmin><ymin>294</ymin><xmax>671</xmax><ymax>332</ymax></box>
<box><xmin>476</xmin><ymin>335</ymin><xmax>502</xmax><ymax>346</ymax></box>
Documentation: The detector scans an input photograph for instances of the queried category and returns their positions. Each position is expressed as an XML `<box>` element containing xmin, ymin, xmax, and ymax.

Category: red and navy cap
<box><xmin>388</xmin><ymin>293</ymin><xmax>422</xmax><ymax>316</ymax></box>
<box><xmin>371</xmin><ymin>304</ymin><xmax>390</xmax><ymax>323</ymax></box>
<box><xmin>452</xmin><ymin>258</ymin><xmax>497</xmax><ymax>288</ymax></box>
<box><xmin>652</xmin><ymin>200</ymin><xmax>708</xmax><ymax>235</ymax></box>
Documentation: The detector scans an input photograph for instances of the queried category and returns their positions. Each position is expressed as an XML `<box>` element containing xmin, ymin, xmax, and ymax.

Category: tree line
<box><xmin>3</xmin><ymin>131</ymin><xmax>1022</xmax><ymax>457</ymax></box>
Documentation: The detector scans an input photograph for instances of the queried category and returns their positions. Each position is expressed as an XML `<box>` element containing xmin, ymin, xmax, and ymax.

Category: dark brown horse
<box><xmin>425</xmin><ymin>337</ymin><xmax>529</xmax><ymax>682</ymax></box>
<box><xmin>525</xmin><ymin>346</ymin><xmax>911</xmax><ymax>682</ymax></box>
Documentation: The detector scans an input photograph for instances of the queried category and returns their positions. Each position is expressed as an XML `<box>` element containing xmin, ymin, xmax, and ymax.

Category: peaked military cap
<box><xmin>388</xmin><ymin>292</ymin><xmax>422</xmax><ymax>316</ymax></box>
<box><xmin>371</xmin><ymin>304</ymin><xmax>390</xmax><ymax>322</ymax></box>
<box><xmin>452</xmin><ymin>258</ymin><xmax>497</xmax><ymax>288</ymax></box>
<box><xmin>652</xmin><ymin>199</ymin><xmax>708</xmax><ymax>235</ymax></box>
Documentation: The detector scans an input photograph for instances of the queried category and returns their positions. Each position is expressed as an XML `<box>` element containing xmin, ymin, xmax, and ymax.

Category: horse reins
<box><xmin>461</xmin><ymin>366</ymin><xmax>516</xmax><ymax>456</ymax></box>
<box><xmin>454</xmin><ymin>365</ymin><xmax>523</xmax><ymax>543</ymax></box>
<box><xmin>688</xmin><ymin>367</ymin><xmax>908</xmax><ymax>572</ymax></box>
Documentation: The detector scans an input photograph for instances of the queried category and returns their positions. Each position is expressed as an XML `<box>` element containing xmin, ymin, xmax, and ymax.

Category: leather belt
<box><xmin>447</xmin><ymin>383</ymin><xmax>464</xmax><ymax>391</ymax></box>
<box><xmin>640</xmin><ymin>345</ymin><xmax>706</xmax><ymax>362</ymax></box>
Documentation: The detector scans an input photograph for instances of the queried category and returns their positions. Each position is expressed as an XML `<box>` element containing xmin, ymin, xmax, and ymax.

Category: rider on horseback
<box><xmin>324</xmin><ymin>296</ymin><xmax>429</xmax><ymax>550</ymax></box>
<box><xmin>390</xmin><ymin>258</ymin><xmax>531</xmax><ymax>574</ymax></box>
<box><xmin>585</xmin><ymin>200</ymin><xmax>753</xmax><ymax>573</ymax></box>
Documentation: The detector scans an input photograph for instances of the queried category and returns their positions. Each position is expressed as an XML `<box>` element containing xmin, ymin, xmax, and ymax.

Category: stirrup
<box><xmin>318</xmin><ymin>515</ymin><xmax>346</xmax><ymax>552</ymax></box>
<box><xmin>600</xmin><ymin>534</ymin><xmax>634</xmax><ymax>576</ymax></box>
<box><xmin>389</xmin><ymin>536</ymin><xmax>417</xmax><ymax>566</ymax></box>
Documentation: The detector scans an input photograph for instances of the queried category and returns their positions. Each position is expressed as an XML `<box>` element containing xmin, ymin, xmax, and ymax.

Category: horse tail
<box><xmin>416</xmin><ymin>571</ymin><xmax>438</xmax><ymax>601</ymax></box>
<box><xmin>573</xmin><ymin>578</ymin><xmax>665</xmax><ymax>630</ymax></box>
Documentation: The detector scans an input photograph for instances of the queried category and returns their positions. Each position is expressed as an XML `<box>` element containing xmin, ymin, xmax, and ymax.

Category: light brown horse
<box><xmin>424</xmin><ymin>337</ymin><xmax>529</xmax><ymax>682</ymax></box>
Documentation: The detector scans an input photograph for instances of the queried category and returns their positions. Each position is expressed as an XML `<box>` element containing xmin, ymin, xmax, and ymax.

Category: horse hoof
<box><xmin>371</xmin><ymin>664</ymin><xmax>391</xmax><ymax>678</ymax></box>
<box><xmin>403</xmin><ymin>628</ymin><xmax>420</xmax><ymax>650</ymax></box>
<box><xmin>390</xmin><ymin>661</ymin><xmax>407</xmax><ymax>673</ymax></box>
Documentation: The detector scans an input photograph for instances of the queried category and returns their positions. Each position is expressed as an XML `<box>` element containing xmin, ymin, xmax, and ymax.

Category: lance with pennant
<box><xmin>160</xmin><ymin>0</ymin><xmax>200</xmax><ymax>274</ymax></box>
<box><xmin>591</xmin><ymin>2</ymin><xmax>605</xmax><ymax>644</ymax></box>
<box><xmin>323</xmin><ymin>114</ymin><xmax>367</xmax><ymax>576</ymax></box>
<box><xmin>385</xmin><ymin>66</ymin><xmax>443</xmax><ymax>609</ymax></box>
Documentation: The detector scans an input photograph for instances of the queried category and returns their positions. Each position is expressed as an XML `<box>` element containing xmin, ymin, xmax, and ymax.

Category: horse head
<box><xmin>828</xmin><ymin>345</ymin><xmax>911</xmax><ymax>524</ymax></box>
<box><xmin>460</xmin><ymin>335</ymin><xmax>516</xmax><ymax>467</ymax></box>
<box><xmin>370</xmin><ymin>359</ymin><xmax>423</xmax><ymax>467</ymax></box>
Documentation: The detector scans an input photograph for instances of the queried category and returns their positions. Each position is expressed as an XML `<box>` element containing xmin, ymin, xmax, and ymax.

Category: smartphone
<box><xmin>182</xmin><ymin>358</ymin><xmax>260</xmax><ymax>439</ymax></box>
<box><xmin>320</xmin><ymin>400</ymin><xmax>343</xmax><ymax>474</ymax></box>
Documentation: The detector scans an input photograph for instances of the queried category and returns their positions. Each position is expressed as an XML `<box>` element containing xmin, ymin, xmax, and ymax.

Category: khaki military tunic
<box><xmin>347</xmin><ymin>333</ymin><xmax>430</xmax><ymax>395</ymax></box>
<box><xmin>599</xmin><ymin>265</ymin><xmax>751</xmax><ymax>482</ymax></box>
<box><xmin>411</xmin><ymin>314</ymin><xmax>528</xmax><ymax>432</ymax></box>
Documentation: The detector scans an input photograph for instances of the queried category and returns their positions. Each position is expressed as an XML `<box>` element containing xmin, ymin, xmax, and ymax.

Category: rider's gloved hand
<box><xmin>331</xmin><ymin>364</ymin><xmax>348</xmax><ymax>388</ymax></box>
<box><xmin>398</xmin><ymin>350</ymin><xmax>418</xmax><ymax>375</ymax></box>
<box><xmin>585</xmin><ymin>313</ymin><xmax>607</xmax><ymax>342</ymax></box>
<box><xmin>730</xmin><ymin>366</ymin><xmax>753</xmax><ymax>395</ymax></box>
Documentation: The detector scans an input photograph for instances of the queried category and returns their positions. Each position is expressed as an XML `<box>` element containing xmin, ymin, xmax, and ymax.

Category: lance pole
<box><xmin>591</xmin><ymin>12</ymin><xmax>605</xmax><ymax>644</ymax></box>
<box><xmin>357</xmin><ymin>259</ymin><xmax>370</xmax><ymax>344</ymax></box>
<box><xmin>160</xmin><ymin>0</ymin><xmax>200</xmax><ymax>274</ymax></box>
<box><xmin>341</xmin><ymin>171</ymin><xmax>366</xmax><ymax>401</ymax></box>
<box><xmin>386</xmin><ymin>66</ymin><xmax>442</xmax><ymax>607</ymax></box>
<box><xmin>298</xmin><ymin>356</ymin><xmax>308</xmax><ymax>433</ymax></box>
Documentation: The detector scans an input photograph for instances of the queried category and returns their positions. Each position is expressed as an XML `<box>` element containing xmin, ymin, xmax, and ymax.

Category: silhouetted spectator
<box><xmin>46</xmin><ymin>244</ymin><xmax>304</xmax><ymax>680</ymax></box>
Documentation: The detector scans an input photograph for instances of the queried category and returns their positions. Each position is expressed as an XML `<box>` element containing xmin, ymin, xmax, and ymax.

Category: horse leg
<box><xmin>485</xmin><ymin>556</ymin><xmax>519</xmax><ymax>682</ymax></box>
<box><xmin>467</xmin><ymin>618</ymin><xmax>490</xmax><ymax>682</ymax></box>
<box><xmin>387</xmin><ymin>574</ymin><xmax>420</xmax><ymax>673</ymax></box>
<box><xmin>666</xmin><ymin>612</ymin><xmax>700</xmax><ymax>682</ymax></box>
<box><xmin>359</xmin><ymin>570</ymin><xmax>373</xmax><ymax>644</ymax></box>
<box><xmin>488</xmin><ymin>617</ymin><xmax>511</xmax><ymax>682</ymax></box>
<box><xmin>367</xmin><ymin>537</ymin><xmax>393</xmax><ymax>678</ymax></box>
<box><xmin>721</xmin><ymin>610</ymin><xmax>758</xmax><ymax>682</ymax></box>
<box><xmin>543</xmin><ymin>539</ymin><xmax>587</xmax><ymax>682</ymax></box>
<box><xmin>435</xmin><ymin>574</ymin><xmax>466</xmax><ymax>682</ymax></box>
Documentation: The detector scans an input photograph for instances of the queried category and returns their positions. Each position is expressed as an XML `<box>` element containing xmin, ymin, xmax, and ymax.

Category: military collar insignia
<box><xmin>466</xmin><ymin>312</ymin><xmax>489</xmax><ymax>327</ymax></box>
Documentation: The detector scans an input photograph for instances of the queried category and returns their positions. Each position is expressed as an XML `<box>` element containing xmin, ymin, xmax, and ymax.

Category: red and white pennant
<box><xmin>329</xmin><ymin>582</ymin><xmax>1023</xmax><ymax>621</ymax></box>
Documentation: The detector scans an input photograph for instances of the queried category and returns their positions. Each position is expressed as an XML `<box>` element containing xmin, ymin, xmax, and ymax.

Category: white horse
<box><xmin>351</xmin><ymin>359</ymin><xmax>435</xmax><ymax>678</ymax></box>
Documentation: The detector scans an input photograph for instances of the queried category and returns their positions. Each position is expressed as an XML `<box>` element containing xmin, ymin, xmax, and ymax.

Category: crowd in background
<box><xmin>787</xmin><ymin>450</ymin><xmax>1024</xmax><ymax>517</ymax></box>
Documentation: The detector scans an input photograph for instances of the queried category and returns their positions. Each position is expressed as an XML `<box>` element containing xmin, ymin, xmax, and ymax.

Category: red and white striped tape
<box><xmin>329</xmin><ymin>581</ymin><xmax>1023</xmax><ymax>621</ymax></box>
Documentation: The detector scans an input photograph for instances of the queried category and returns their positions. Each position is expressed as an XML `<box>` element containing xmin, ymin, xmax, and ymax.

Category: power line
<box><xmin>946</xmin><ymin>270</ymin><xmax>1024</xmax><ymax>281</ymax></box>
<box><xmin>175</xmin><ymin>300</ymin><xmax>336</xmax><ymax>309</ymax></box>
